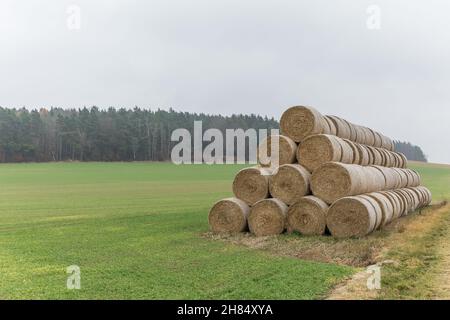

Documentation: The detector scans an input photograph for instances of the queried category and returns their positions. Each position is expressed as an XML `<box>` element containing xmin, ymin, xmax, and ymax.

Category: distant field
<box><xmin>408</xmin><ymin>161</ymin><xmax>450</xmax><ymax>201</ymax></box>
<box><xmin>0</xmin><ymin>161</ymin><xmax>448</xmax><ymax>299</ymax></box>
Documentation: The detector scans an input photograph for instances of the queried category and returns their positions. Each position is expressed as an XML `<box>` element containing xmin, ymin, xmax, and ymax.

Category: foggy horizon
<box><xmin>1</xmin><ymin>0</ymin><xmax>450</xmax><ymax>163</ymax></box>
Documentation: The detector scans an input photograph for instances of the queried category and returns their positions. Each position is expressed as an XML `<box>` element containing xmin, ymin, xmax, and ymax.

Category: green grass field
<box><xmin>0</xmin><ymin>161</ymin><xmax>449</xmax><ymax>299</ymax></box>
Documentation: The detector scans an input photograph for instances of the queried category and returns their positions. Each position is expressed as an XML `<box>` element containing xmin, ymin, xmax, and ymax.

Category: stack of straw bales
<box><xmin>208</xmin><ymin>106</ymin><xmax>432</xmax><ymax>238</ymax></box>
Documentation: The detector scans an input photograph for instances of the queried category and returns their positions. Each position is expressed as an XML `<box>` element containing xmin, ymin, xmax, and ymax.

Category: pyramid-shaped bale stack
<box><xmin>208</xmin><ymin>106</ymin><xmax>432</xmax><ymax>238</ymax></box>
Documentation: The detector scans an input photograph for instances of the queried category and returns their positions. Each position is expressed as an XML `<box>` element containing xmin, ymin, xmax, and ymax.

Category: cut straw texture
<box><xmin>208</xmin><ymin>197</ymin><xmax>250</xmax><ymax>233</ymax></box>
<box><xmin>286</xmin><ymin>196</ymin><xmax>329</xmax><ymax>235</ymax></box>
<box><xmin>248</xmin><ymin>198</ymin><xmax>288</xmax><ymax>236</ymax></box>
<box><xmin>297</xmin><ymin>134</ymin><xmax>407</xmax><ymax>172</ymax></box>
<box><xmin>258</xmin><ymin>134</ymin><xmax>297</xmax><ymax>167</ymax></box>
<box><xmin>232</xmin><ymin>166</ymin><xmax>272</xmax><ymax>205</ymax></box>
<box><xmin>209</xmin><ymin>105</ymin><xmax>432</xmax><ymax>239</ymax></box>
<box><xmin>327</xmin><ymin>186</ymin><xmax>432</xmax><ymax>238</ymax></box>
<box><xmin>269</xmin><ymin>164</ymin><xmax>311</xmax><ymax>205</ymax></box>
<box><xmin>280</xmin><ymin>106</ymin><xmax>394</xmax><ymax>150</ymax></box>
<box><xmin>280</xmin><ymin>106</ymin><xmax>328</xmax><ymax>142</ymax></box>
<box><xmin>310</xmin><ymin>162</ymin><xmax>420</xmax><ymax>204</ymax></box>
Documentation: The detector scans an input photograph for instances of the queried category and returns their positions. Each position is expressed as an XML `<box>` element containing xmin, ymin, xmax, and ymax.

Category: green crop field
<box><xmin>0</xmin><ymin>161</ymin><xmax>449</xmax><ymax>299</ymax></box>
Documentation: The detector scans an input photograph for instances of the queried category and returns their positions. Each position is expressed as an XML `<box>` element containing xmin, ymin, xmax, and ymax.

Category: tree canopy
<box><xmin>0</xmin><ymin>107</ymin><xmax>427</xmax><ymax>163</ymax></box>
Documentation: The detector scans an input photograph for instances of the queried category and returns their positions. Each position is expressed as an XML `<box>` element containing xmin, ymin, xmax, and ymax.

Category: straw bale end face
<box><xmin>297</xmin><ymin>134</ymin><xmax>343</xmax><ymax>172</ymax></box>
<box><xmin>327</xmin><ymin>196</ymin><xmax>378</xmax><ymax>238</ymax></box>
<box><xmin>208</xmin><ymin>198</ymin><xmax>250</xmax><ymax>233</ymax></box>
<box><xmin>280</xmin><ymin>106</ymin><xmax>325</xmax><ymax>142</ymax></box>
<box><xmin>258</xmin><ymin>135</ymin><xmax>297</xmax><ymax>167</ymax></box>
<box><xmin>269</xmin><ymin>164</ymin><xmax>311</xmax><ymax>205</ymax></box>
<box><xmin>248</xmin><ymin>198</ymin><xmax>288</xmax><ymax>236</ymax></box>
<box><xmin>232</xmin><ymin>167</ymin><xmax>271</xmax><ymax>205</ymax></box>
<box><xmin>287</xmin><ymin>196</ymin><xmax>328</xmax><ymax>235</ymax></box>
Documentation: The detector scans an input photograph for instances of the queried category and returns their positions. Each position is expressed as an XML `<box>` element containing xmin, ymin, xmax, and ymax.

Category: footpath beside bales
<box><xmin>208</xmin><ymin>105</ymin><xmax>432</xmax><ymax>238</ymax></box>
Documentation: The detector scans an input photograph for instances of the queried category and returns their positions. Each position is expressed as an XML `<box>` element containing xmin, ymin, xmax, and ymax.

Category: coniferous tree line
<box><xmin>0</xmin><ymin>107</ymin><xmax>278</xmax><ymax>162</ymax></box>
<box><xmin>394</xmin><ymin>141</ymin><xmax>427</xmax><ymax>162</ymax></box>
<box><xmin>0</xmin><ymin>106</ymin><xmax>427</xmax><ymax>163</ymax></box>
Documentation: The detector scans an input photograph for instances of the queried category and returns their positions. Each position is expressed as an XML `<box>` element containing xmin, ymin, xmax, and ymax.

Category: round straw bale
<box><xmin>418</xmin><ymin>186</ymin><xmax>432</xmax><ymax>205</ymax></box>
<box><xmin>381</xmin><ymin>135</ymin><xmax>395</xmax><ymax>151</ymax></box>
<box><xmin>379</xmin><ymin>191</ymin><xmax>402</xmax><ymax>220</ymax></box>
<box><xmin>381</xmin><ymin>150</ymin><xmax>390</xmax><ymax>167</ymax></box>
<box><xmin>280</xmin><ymin>106</ymin><xmax>326</xmax><ymax>142</ymax></box>
<box><xmin>327</xmin><ymin>115</ymin><xmax>351</xmax><ymax>139</ymax></box>
<box><xmin>362</xmin><ymin>127</ymin><xmax>376</xmax><ymax>146</ymax></box>
<box><xmin>378</xmin><ymin>149</ymin><xmax>387</xmax><ymax>166</ymax></box>
<box><xmin>286</xmin><ymin>196</ymin><xmax>328</xmax><ymax>235</ymax></box>
<box><xmin>343</xmin><ymin>120</ymin><xmax>357</xmax><ymax>141</ymax></box>
<box><xmin>384</xmin><ymin>191</ymin><xmax>405</xmax><ymax>218</ymax></box>
<box><xmin>393</xmin><ymin>190</ymin><xmax>408</xmax><ymax>216</ymax></box>
<box><xmin>369</xmin><ymin>146</ymin><xmax>383</xmax><ymax>166</ymax></box>
<box><xmin>413</xmin><ymin>187</ymin><xmax>425</xmax><ymax>207</ymax></box>
<box><xmin>232</xmin><ymin>167</ymin><xmax>272</xmax><ymax>205</ymax></box>
<box><xmin>371</xmin><ymin>166</ymin><xmax>395</xmax><ymax>190</ymax></box>
<box><xmin>384</xmin><ymin>150</ymin><xmax>395</xmax><ymax>167</ymax></box>
<box><xmin>403</xmin><ymin>169</ymin><xmax>415</xmax><ymax>187</ymax></box>
<box><xmin>358</xmin><ymin>194</ymin><xmax>383</xmax><ymax>230</ymax></box>
<box><xmin>354</xmin><ymin>125</ymin><xmax>366</xmax><ymax>144</ymax></box>
<box><xmin>258</xmin><ymin>135</ymin><xmax>297</xmax><ymax>167</ymax></box>
<box><xmin>424</xmin><ymin>187</ymin><xmax>432</xmax><ymax>205</ymax></box>
<box><xmin>391</xmin><ymin>190</ymin><xmax>409</xmax><ymax>216</ymax></box>
<box><xmin>416</xmin><ymin>187</ymin><xmax>427</xmax><ymax>207</ymax></box>
<box><xmin>378</xmin><ymin>134</ymin><xmax>390</xmax><ymax>151</ymax></box>
<box><xmin>321</xmin><ymin>117</ymin><xmax>332</xmax><ymax>135</ymax></box>
<box><xmin>391</xmin><ymin>168</ymin><xmax>407</xmax><ymax>188</ymax></box>
<box><xmin>404</xmin><ymin>188</ymin><xmax>420</xmax><ymax>211</ymax></box>
<box><xmin>297</xmin><ymin>134</ymin><xmax>343</xmax><ymax>172</ymax></box>
<box><xmin>367</xmin><ymin>193</ymin><xmax>394</xmax><ymax>226</ymax></box>
<box><xmin>337</xmin><ymin>138</ymin><xmax>354</xmax><ymax>163</ymax></box>
<box><xmin>402</xmin><ymin>169</ymin><xmax>418</xmax><ymax>187</ymax></box>
<box><xmin>397</xmin><ymin>153</ymin><xmax>405</xmax><ymax>168</ymax></box>
<box><xmin>389</xmin><ymin>168</ymin><xmax>402</xmax><ymax>189</ymax></box>
<box><xmin>407</xmin><ymin>169</ymin><xmax>421</xmax><ymax>186</ymax></box>
<box><xmin>248</xmin><ymin>198</ymin><xmax>288</xmax><ymax>236</ymax></box>
<box><xmin>421</xmin><ymin>186</ymin><xmax>432</xmax><ymax>205</ymax></box>
<box><xmin>311</xmin><ymin>162</ymin><xmax>367</xmax><ymax>204</ymax></box>
<box><xmin>269</xmin><ymin>164</ymin><xmax>311</xmax><ymax>205</ymax></box>
<box><xmin>365</xmin><ymin>166</ymin><xmax>387</xmax><ymax>191</ymax></box>
<box><xmin>397</xmin><ymin>189</ymin><xmax>414</xmax><ymax>214</ymax></box>
<box><xmin>404</xmin><ymin>189</ymin><xmax>416</xmax><ymax>213</ymax></box>
<box><xmin>398</xmin><ymin>153</ymin><xmax>408</xmax><ymax>168</ymax></box>
<box><xmin>355</xmin><ymin>143</ymin><xmax>370</xmax><ymax>165</ymax></box>
<box><xmin>419</xmin><ymin>188</ymin><xmax>429</xmax><ymax>206</ymax></box>
<box><xmin>209</xmin><ymin>197</ymin><xmax>250</xmax><ymax>233</ymax></box>
<box><xmin>410</xmin><ymin>169</ymin><xmax>420</xmax><ymax>186</ymax></box>
<box><xmin>375</xmin><ymin>148</ymin><xmax>385</xmax><ymax>166</ymax></box>
<box><xmin>372</xmin><ymin>131</ymin><xmax>383</xmax><ymax>148</ymax></box>
<box><xmin>391</xmin><ymin>152</ymin><xmax>400</xmax><ymax>168</ymax></box>
<box><xmin>386</xmin><ymin>150</ymin><xmax>395</xmax><ymax>167</ymax></box>
<box><xmin>422</xmin><ymin>188</ymin><xmax>431</xmax><ymax>206</ymax></box>
<box><xmin>326</xmin><ymin>196</ymin><xmax>378</xmax><ymax>238</ymax></box>
<box><xmin>378</xmin><ymin>134</ymin><xmax>387</xmax><ymax>150</ymax></box>
<box><xmin>343</xmin><ymin>139</ymin><xmax>360</xmax><ymax>164</ymax></box>
<box><xmin>363</xmin><ymin>145</ymin><xmax>374</xmax><ymax>165</ymax></box>
<box><xmin>323</xmin><ymin>116</ymin><xmax>337</xmax><ymax>135</ymax></box>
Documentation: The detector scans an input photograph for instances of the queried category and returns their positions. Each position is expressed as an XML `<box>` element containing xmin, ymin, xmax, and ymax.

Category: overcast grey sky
<box><xmin>1</xmin><ymin>0</ymin><xmax>449</xmax><ymax>163</ymax></box>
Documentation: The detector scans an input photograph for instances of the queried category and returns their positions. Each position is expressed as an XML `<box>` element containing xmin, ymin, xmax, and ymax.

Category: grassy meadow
<box><xmin>0</xmin><ymin>161</ymin><xmax>449</xmax><ymax>299</ymax></box>
<box><xmin>0</xmin><ymin>162</ymin><xmax>351</xmax><ymax>299</ymax></box>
